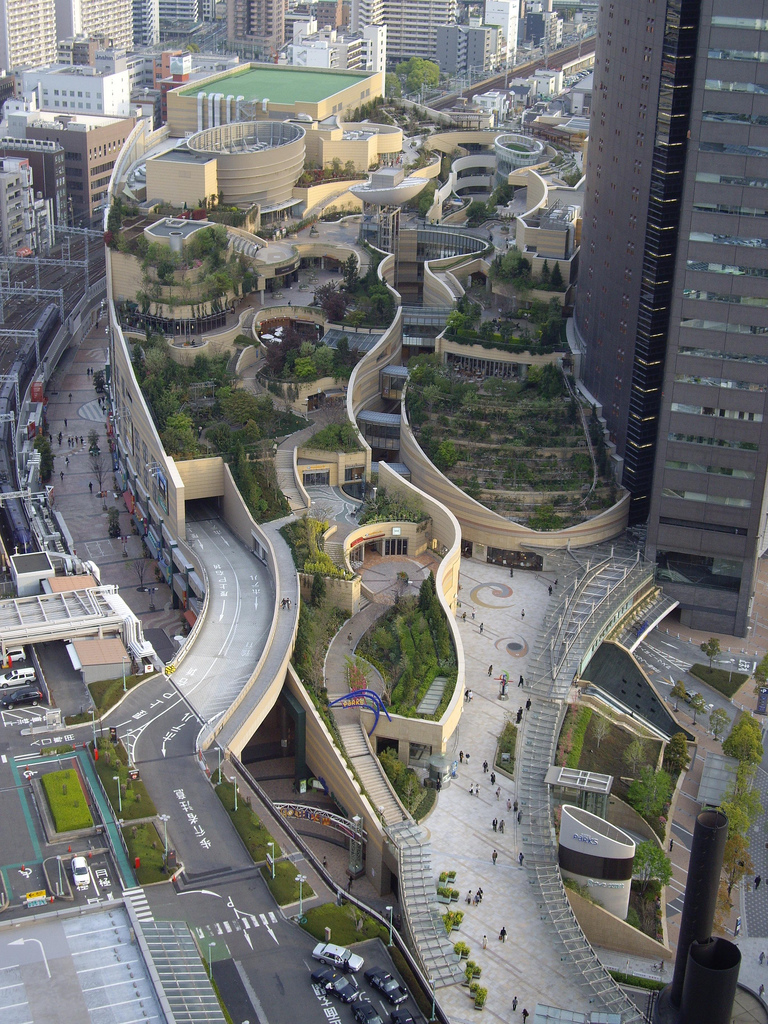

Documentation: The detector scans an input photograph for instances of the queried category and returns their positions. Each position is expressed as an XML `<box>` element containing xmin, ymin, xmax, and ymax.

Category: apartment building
<box><xmin>0</xmin><ymin>0</ymin><xmax>57</xmax><ymax>71</ymax></box>
<box><xmin>289</xmin><ymin>22</ymin><xmax>385</xmax><ymax>72</ymax></box>
<box><xmin>227</xmin><ymin>0</ymin><xmax>285</xmax><ymax>54</ymax></box>
<box><xmin>0</xmin><ymin>136</ymin><xmax>66</xmax><ymax>223</ymax></box>
<box><xmin>133</xmin><ymin>0</ymin><xmax>160</xmax><ymax>46</ymax></box>
<box><xmin>436</xmin><ymin>21</ymin><xmax>504</xmax><ymax>75</ymax></box>
<box><xmin>484</xmin><ymin>0</ymin><xmax>519</xmax><ymax>64</ymax></box>
<box><xmin>55</xmin><ymin>0</ymin><xmax>134</xmax><ymax>51</ymax></box>
<box><xmin>350</xmin><ymin>0</ymin><xmax>455</xmax><ymax>60</ymax></box>
<box><xmin>0</xmin><ymin>157</ymin><xmax>53</xmax><ymax>253</ymax></box>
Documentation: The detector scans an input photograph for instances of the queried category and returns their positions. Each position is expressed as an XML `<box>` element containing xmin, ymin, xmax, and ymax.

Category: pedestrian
<box><xmin>467</xmin><ymin>890</ymin><xmax>473</xmax><ymax>904</ymax></box>
<box><xmin>89</xmin><ymin>481</ymin><xmax>93</xmax><ymax>493</ymax></box>
<box><xmin>472</xmin><ymin>610</ymin><xmax>475</xmax><ymax>619</ymax></box>
<box><xmin>59</xmin><ymin>471</ymin><xmax>64</xmax><ymax>481</ymax></box>
<box><xmin>79</xmin><ymin>436</ymin><xmax>83</xmax><ymax>445</ymax></box>
<box><xmin>347</xmin><ymin>876</ymin><xmax>353</xmax><ymax>893</ymax></box>
<box><xmin>479</xmin><ymin>622</ymin><xmax>484</xmax><ymax>634</ymax></box>
<box><xmin>512</xmin><ymin>996</ymin><xmax>518</xmax><ymax>1011</ymax></box>
<box><xmin>323</xmin><ymin>856</ymin><xmax>328</xmax><ymax>870</ymax></box>
<box><xmin>490</xmin><ymin>772</ymin><xmax>496</xmax><ymax>786</ymax></box>
<box><xmin>68</xmin><ymin>392</ymin><xmax>72</xmax><ymax>402</ymax></box>
<box><xmin>492</xmin><ymin>818</ymin><xmax>498</xmax><ymax>832</ymax></box>
<box><xmin>492</xmin><ymin>849</ymin><xmax>498</xmax><ymax>865</ymax></box>
<box><xmin>519</xmin><ymin>674</ymin><xmax>524</xmax><ymax>687</ymax></box>
<box><xmin>526</xmin><ymin>698</ymin><xmax>531</xmax><ymax>711</ymax></box>
<box><xmin>518</xmin><ymin>851</ymin><xmax>524</xmax><ymax>866</ymax></box>
<box><xmin>462</xmin><ymin>611</ymin><xmax>467</xmax><ymax>621</ymax></box>
<box><xmin>757</xmin><ymin>875</ymin><xmax>763</xmax><ymax>891</ymax></box>
<box><xmin>548</xmin><ymin>585</ymin><xmax>552</xmax><ymax>596</ymax></box>
<box><xmin>460</xmin><ymin>750</ymin><xmax>464</xmax><ymax>763</ymax></box>
<box><xmin>554</xmin><ymin>579</ymin><xmax>558</xmax><ymax>587</ymax></box>
<box><xmin>475</xmin><ymin>784</ymin><xmax>480</xmax><ymax>797</ymax></box>
<box><xmin>521</xmin><ymin>608</ymin><xmax>525</xmax><ymax>618</ymax></box>
<box><xmin>518</xmin><ymin>810</ymin><xmax>522</xmax><ymax>824</ymax></box>
<box><xmin>482</xmin><ymin>934</ymin><xmax>487</xmax><ymax>949</ymax></box>
<box><xmin>468</xmin><ymin>689</ymin><xmax>473</xmax><ymax>701</ymax></box>
<box><xmin>348</xmin><ymin>632</ymin><xmax>353</xmax><ymax>643</ymax></box>
<box><xmin>466</xmin><ymin>753</ymin><xmax>470</xmax><ymax>764</ymax></box>
<box><xmin>488</xmin><ymin>664</ymin><xmax>493</xmax><ymax>676</ymax></box>
<box><xmin>499</xmin><ymin>819</ymin><xmax>505</xmax><ymax>833</ymax></box>
<box><xmin>496</xmin><ymin>786</ymin><xmax>501</xmax><ymax>800</ymax></box>
<box><xmin>469</xmin><ymin>784</ymin><xmax>475</xmax><ymax>795</ymax></box>
<box><xmin>513</xmin><ymin>800</ymin><xmax>519</xmax><ymax>813</ymax></box>
<box><xmin>761</xmin><ymin>984</ymin><xmax>765</xmax><ymax>999</ymax></box>
<box><xmin>499</xmin><ymin>926</ymin><xmax>507</xmax><ymax>942</ymax></box>
<box><xmin>64</xmin><ymin>418</ymin><xmax>67</xmax><ymax>429</ymax></box>
<box><xmin>522</xmin><ymin>1010</ymin><xmax>529</xmax><ymax>1023</ymax></box>
<box><xmin>483</xmin><ymin>760</ymin><xmax>489</xmax><ymax>773</ymax></box>
<box><xmin>669</xmin><ymin>838</ymin><xmax>674</xmax><ymax>852</ymax></box>
<box><xmin>65</xmin><ymin>456</ymin><xmax>69</xmax><ymax>466</ymax></box>
<box><xmin>507</xmin><ymin>798</ymin><xmax>512</xmax><ymax>812</ymax></box>
<box><xmin>760</xmin><ymin>951</ymin><xmax>765</xmax><ymax>965</ymax></box>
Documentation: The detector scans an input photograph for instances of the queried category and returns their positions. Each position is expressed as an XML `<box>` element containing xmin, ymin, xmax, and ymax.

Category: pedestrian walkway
<box><xmin>123</xmin><ymin>886</ymin><xmax>154</xmax><ymax>923</ymax></box>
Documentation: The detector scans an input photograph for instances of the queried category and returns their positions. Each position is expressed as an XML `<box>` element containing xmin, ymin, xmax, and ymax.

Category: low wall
<box><xmin>565</xmin><ymin>889</ymin><xmax>672</xmax><ymax>962</ymax></box>
<box><xmin>297</xmin><ymin>446</ymin><xmax>369</xmax><ymax>488</ymax></box>
<box><xmin>436</xmin><ymin>335</ymin><xmax>564</xmax><ymax>369</ymax></box>
<box><xmin>299</xmin><ymin>571</ymin><xmax>362</xmax><ymax>614</ymax></box>
<box><xmin>607</xmin><ymin>796</ymin><xmax>664</xmax><ymax>850</ymax></box>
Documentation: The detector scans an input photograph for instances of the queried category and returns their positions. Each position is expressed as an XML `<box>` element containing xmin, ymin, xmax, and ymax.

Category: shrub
<box><xmin>41</xmin><ymin>769</ymin><xmax>93</xmax><ymax>832</ymax></box>
<box><xmin>566</xmin><ymin>707</ymin><xmax>593</xmax><ymax>768</ymax></box>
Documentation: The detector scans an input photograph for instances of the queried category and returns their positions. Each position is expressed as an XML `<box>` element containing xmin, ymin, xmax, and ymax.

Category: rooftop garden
<box><xmin>406</xmin><ymin>357</ymin><xmax>619</xmax><ymax>528</ymax></box>
<box><xmin>261</xmin><ymin>324</ymin><xmax>358</xmax><ymax>383</ymax></box>
<box><xmin>357</xmin><ymin>574</ymin><xmax>457</xmax><ymax>719</ymax></box>
<box><xmin>312</xmin><ymin>252</ymin><xmax>396</xmax><ymax>329</ymax></box>
<box><xmin>132</xmin><ymin>336</ymin><xmax>302</xmax><ymax>520</ymax></box>
<box><xmin>281</xmin><ymin>514</ymin><xmax>354</xmax><ymax>580</ymax></box>
<box><xmin>297</xmin><ymin>159</ymin><xmax>368</xmax><ymax>187</ymax></box>
<box><xmin>357</xmin><ymin>486</ymin><xmax>430</xmax><ymax>526</ymax></box>
<box><xmin>304</xmin><ymin>422</ymin><xmax>363</xmax><ymax>453</ymax></box>
<box><xmin>445</xmin><ymin>295</ymin><xmax>565</xmax><ymax>355</ymax></box>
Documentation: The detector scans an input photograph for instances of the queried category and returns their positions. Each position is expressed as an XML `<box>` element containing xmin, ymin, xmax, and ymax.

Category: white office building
<box><xmin>484</xmin><ymin>0</ymin><xmax>519</xmax><ymax>64</ymax></box>
<box><xmin>289</xmin><ymin>22</ymin><xmax>386</xmax><ymax>73</ymax></box>
<box><xmin>0</xmin><ymin>156</ymin><xmax>54</xmax><ymax>254</ymax></box>
<box><xmin>18</xmin><ymin>63</ymin><xmax>132</xmax><ymax>118</ymax></box>
<box><xmin>158</xmin><ymin>0</ymin><xmax>200</xmax><ymax>24</ymax></box>
<box><xmin>350</xmin><ymin>0</ymin><xmax>454</xmax><ymax>60</ymax></box>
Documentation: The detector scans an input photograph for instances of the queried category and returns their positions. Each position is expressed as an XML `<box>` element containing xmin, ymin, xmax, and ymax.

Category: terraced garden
<box><xmin>406</xmin><ymin>358</ymin><xmax>619</xmax><ymax>529</ymax></box>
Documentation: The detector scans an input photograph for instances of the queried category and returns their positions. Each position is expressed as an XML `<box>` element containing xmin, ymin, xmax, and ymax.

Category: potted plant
<box><xmin>453</xmin><ymin>910</ymin><xmax>464</xmax><ymax>930</ymax></box>
<box><xmin>439</xmin><ymin>871</ymin><xmax>448</xmax><ymax>884</ymax></box>
<box><xmin>450</xmin><ymin>888</ymin><xmax>460</xmax><ymax>902</ymax></box>
<box><xmin>446</xmin><ymin>869</ymin><xmax>457</xmax><ymax>884</ymax></box>
<box><xmin>464</xmin><ymin>962</ymin><xmax>477</xmax><ymax>984</ymax></box>
<box><xmin>454</xmin><ymin>941</ymin><xmax>470</xmax><ymax>960</ymax></box>
<box><xmin>473</xmin><ymin>986</ymin><xmax>487</xmax><ymax>1010</ymax></box>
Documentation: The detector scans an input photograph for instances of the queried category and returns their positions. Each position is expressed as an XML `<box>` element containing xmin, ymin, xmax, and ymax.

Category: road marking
<box><xmin>223</xmin><ymin>921</ymin><xmax>232</xmax><ymax>933</ymax></box>
<box><xmin>244</xmin><ymin>930</ymin><xmax>253</xmax><ymax>950</ymax></box>
<box><xmin>215</xmin><ymin>923</ymin><xmax>223</xmax><ymax>935</ymax></box>
<box><xmin>268</xmin><ymin>912</ymin><xmax>277</xmax><ymax>923</ymax></box>
<box><xmin>242</xmin><ymin>918</ymin><xmax>250</xmax><ymax>930</ymax></box>
<box><xmin>1</xmin><ymin>754</ymin><xmax>6</xmax><ymax>763</ymax></box>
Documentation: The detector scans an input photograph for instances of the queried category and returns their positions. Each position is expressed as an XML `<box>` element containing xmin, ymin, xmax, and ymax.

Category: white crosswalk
<box><xmin>196</xmin><ymin>912</ymin><xmax>277</xmax><ymax>940</ymax></box>
<box><xmin>78</xmin><ymin>399</ymin><xmax>107</xmax><ymax>423</ymax></box>
<box><xmin>123</xmin><ymin>886</ymin><xmax>154</xmax><ymax>923</ymax></box>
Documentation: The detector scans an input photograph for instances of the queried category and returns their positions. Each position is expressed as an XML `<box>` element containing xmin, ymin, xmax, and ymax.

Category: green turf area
<box><xmin>179</xmin><ymin>66</ymin><xmax>370</xmax><ymax>103</ymax></box>
<box><xmin>300</xmin><ymin>902</ymin><xmax>388</xmax><ymax>945</ymax></box>
<box><xmin>122</xmin><ymin>822</ymin><xmax>167</xmax><ymax>884</ymax></box>
<box><xmin>214</xmin><ymin>778</ymin><xmax>281</xmax><ymax>862</ymax></box>
<box><xmin>689</xmin><ymin>662</ymin><xmax>748</xmax><ymax>699</ymax></box>
<box><xmin>260</xmin><ymin>861</ymin><xmax>315</xmax><ymax>906</ymax></box>
<box><xmin>41</xmin><ymin>769</ymin><xmax>93</xmax><ymax>832</ymax></box>
<box><xmin>91</xmin><ymin>740</ymin><xmax>157</xmax><ymax>821</ymax></box>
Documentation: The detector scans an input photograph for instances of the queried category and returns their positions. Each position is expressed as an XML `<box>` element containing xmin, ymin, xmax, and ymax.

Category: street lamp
<box><xmin>296</xmin><ymin>873</ymin><xmax>307</xmax><ymax>917</ymax></box>
<box><xmin>113</xmin><ymin>775</ymin><xmax>122</xmax><ymax>814</ymax></box>
<box><xmin>159</xmin><ymin>814</ymin><xmax>170</xmax><ymax>859</ymax></box>
<box><xmin>90</xmin><ymin>706</ymin><xmax>97</xmax><ymax>750</ymax></box>
<box><xmin>267</xmin><ymin>841</ymin><xmax>275</xmax><ymax>880</ymax></box>
<box><xmin>122</xmin><ymin>655</ymin><xmax>130</xmax><ymax>692</ymax></box>
<box><xmin>386</xmin><ymin>904</ymin><xmax>393</xmax><ymax>946</ymax></box>
<box><xmin>430</xmin><ymin>977</ymin><xmax>436</xmax><ymax>1021</ymax></box>
<box><xmin>208</xmin><ymin>941</ymin><xmax>215</xmax><ymax>978</ymax></box>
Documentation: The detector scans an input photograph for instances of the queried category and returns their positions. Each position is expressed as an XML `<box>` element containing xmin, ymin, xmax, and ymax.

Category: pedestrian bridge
<box><xmin>0</xmin><ymin>585</ymin><xmax>154</xmax><ymax>662</ymax></box>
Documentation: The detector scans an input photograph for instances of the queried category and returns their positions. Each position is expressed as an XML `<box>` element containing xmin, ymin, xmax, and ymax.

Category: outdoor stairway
<box><xmin>336</xmin><ymin>722</ymin><xmax>404</xmax><ymax>826</ymax></box>
<box><xmin>416</xmin><ymin>676</ymin><xmax>447</xmax><ymax>716</ymax></box>
<box><xmin>274</xmin><ymin>448</ymin><xmax>308</xmax><ymax>513</ymax></box>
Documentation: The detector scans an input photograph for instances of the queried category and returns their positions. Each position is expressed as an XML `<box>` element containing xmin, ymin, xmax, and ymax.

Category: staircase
<box><xmin>336</xmin><ymin>721</ymin><xmax>405</xmax><ymax>826</ymax></box>
<box><xmin>275</xmin><ymin>448</ymin><xmax>308</xmax><ymax>513</ymax></box>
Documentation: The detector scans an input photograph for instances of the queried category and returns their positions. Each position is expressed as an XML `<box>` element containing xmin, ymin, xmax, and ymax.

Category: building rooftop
<box><xmin>177</xmin><ymin>64</ymin><xmax>371</xmax><ymax>104</ymax></box>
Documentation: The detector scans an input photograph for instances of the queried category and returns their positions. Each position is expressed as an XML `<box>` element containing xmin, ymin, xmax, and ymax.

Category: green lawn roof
<box><xmin>179</xmin><ymin>65</ymin><xmax>371</xmax><ymax>104</ymax></box>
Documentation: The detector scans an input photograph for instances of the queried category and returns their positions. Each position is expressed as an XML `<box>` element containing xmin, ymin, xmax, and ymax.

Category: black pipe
<box><xmin>680</xmin><ymin>937</ymin><xmax>741</xmax><ymax>1024</ymax></box>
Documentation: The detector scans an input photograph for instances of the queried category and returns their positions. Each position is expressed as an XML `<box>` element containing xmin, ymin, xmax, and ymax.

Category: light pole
<box><xmin>208</xmin><ymin>942</ymin><xmax>215</xmax><ymax>978</ymax></box>
<box><xmin>386</xmin><ymin>904</ymin><xmax>393</xmax><ymax>946</ymax></box>
<box><xmin>122</xmin><ymin>655</ymin><xmax>130</xmax><ymax>693</ymax></box>
<box><xmin>267</xmin><ymin>841</ymin><xmax>275</xmax><ymax>880</ymax></box>
<box><xmin>430</xmin><ymin>977</ymin><xmax>436</xmax><ymax>1021</ymax></box>
<box><xmin>90</xmin><ymin>706</ymin><xmax>97</xmax><ymax>750</ymax></box>
<box><xmin>296</xmin><ymin>873</ymin><xmax>307</xmax><ymax>917</ymax></box>
<box><xmin>217</xmin><ymin>746</ymin><xmax>222</xmax><ymax>785</ymax></box>
<box><xmin>113</xmin><ymin>775</ymin><xmax>122</xmax><ymax>814</ymax></box>
<box><xmin>159</xmin><ymin>814</ymin><xmax>170</xmax><ymax>859</ymax></box>
<box><xmin>233</xmin><ymin>779</ymin><xmax>238</xmax><ymax>812</ymax></box>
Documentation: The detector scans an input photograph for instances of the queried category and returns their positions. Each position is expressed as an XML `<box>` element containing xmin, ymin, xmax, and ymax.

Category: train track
<box><xmin>430</xmin><ymin>36</ymin><xmax>596</xmax><ymax>110</ymax></box>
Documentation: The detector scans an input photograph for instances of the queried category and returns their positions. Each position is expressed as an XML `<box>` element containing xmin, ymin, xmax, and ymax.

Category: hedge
<box><xmin>41</xmin><ymin>769</ymin><xmax>93</xmax><ymax>832</ymax></box>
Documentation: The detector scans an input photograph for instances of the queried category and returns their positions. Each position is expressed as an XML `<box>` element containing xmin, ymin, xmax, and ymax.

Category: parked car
<box><xmin>3</xmin><ymin>646</ymin><xmax>26</xmax><ymax>665</ymax></box>
<box><xmin>364</xmin><ymin>968</ymin><xmax>408</xmax><ymax>1006</ymax></box>
<box><xmin>71</xmin><ymin>856</ymin><xmax>90</xmax><ymax>890</ymax></box>
<box><xmin>0</xmin><ymin>666</ymin><xmax>36</xmax><ymax>688</ymax></box>
<box><xmin>391</xmin><ymin>1010</ymin><xmax>420</xmax><ymax>1024</ymax></box>
<box><xmin>0</xmin><ymin>685</ymin><xmax>43</xmax><ymax>710</ymax></box>
<box><xmin>353</xmin><ymin>1000</ymin><xmax>385</xmax><ymax>1024</ymax></box>
<box><xmin>310</xmin><ymin>965</ymin><xmax>359</xmax><ymax>1003</ymax></box>
<box><xmin>312</xmin><ymin>942</ymin><xmax>364</xmax><ymax>972</ymax></box>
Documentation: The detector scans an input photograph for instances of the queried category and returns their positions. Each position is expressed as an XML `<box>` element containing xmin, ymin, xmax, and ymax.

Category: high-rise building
<box><xmin>350</xmin><ymin>0</ymin><xmax>455</xmax><ymax>60</ymax></box>
<box><xmin>484</xmin><ymin>0</ymin><xmax>518</xmax><ymax>64</ymax></box>
<box><xmin>0</xmin><ymin>137</ymin><xmax>66</xmax><ymax>223</ymax></box>
<box><xmin>574</xmin><ymin>0</ymin><xmax>768</xmax><ymax>637</ymax></box>
<box><xmin>55</xmin><ymin>0</ymin><xmax>134</xmax><ymax>51</ymax></box>
<box><xmin>436</xmin><ymin>21</ymin><xmax>504</xmax><ymax>75</ymax></box>
<box><xmin>0</xmin><ymin>156</ymin><xmax>54</xmax><ymax>253</ymax></box>
<box><xmin>227</xmin><ymin>0</ymin><xmax>284</xmax><ymax>53</ymax></box>
<box><xmin>159</xmin><ymin>0</ymin><xmax>200</xmax><ymax>25</ymax></box>
<box><xmin>133</xmin><ymin>0</ymin><xmax>160</xmax><ymax>46</ymax></box>
<box><xmin>0</xmin><ymin>0</ymin><xmax>57</xmax><ymax>70</ymax></box>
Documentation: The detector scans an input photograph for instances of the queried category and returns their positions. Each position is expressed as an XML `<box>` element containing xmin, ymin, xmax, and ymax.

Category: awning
<box><xmin>123</xmin><ymin>490</ymin><xmax>135</xmax><ymax>513</ymax></box>
<box><xmin>184</xmin><ymin>610</ymin><xmax>197</xmax><ymax>628</ymax></box>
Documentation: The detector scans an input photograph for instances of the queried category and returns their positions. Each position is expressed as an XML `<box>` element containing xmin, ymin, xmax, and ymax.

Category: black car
<box><xmin>353</xmin><ymin>1001</ymin><xmax>384</xmax><ymax>1024</ymax></box>
<box><xmin>391</xmin><ymin>1010</ymin><xmax>420</xmax><ymax>1024</ymax></box>
<box><xmin>311</xmin><ymin>966</ymin><xmax>359</xmax><ymax>1003</ymax></box>
<box><xmin>364</xmin><ymin>968</ymin><xmax>408</xmax><ymax>1006</ymax></box>
<box><xmin>0</xmin><ymin>686</ymin><xmax>43</xmax><ymax>710</ymax></box>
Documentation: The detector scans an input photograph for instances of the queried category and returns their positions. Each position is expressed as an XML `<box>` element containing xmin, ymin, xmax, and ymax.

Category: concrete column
<box><xmin>398</xmin><ymin>739</ymin><xmax>409</xmax><ymax>763</ymax></box>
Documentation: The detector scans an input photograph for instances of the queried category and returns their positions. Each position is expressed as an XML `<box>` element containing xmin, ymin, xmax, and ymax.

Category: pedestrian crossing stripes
<box><xmin>123</xmin><ymin>886</ymin><xmax>154</xmax><ymax>923</ymax></box>
<box><xmin>196</xmin><ymin>912</ymin><xmax>277</xmax><ymax>940</ymax></box>
<box><xmin>78</xmin><ymin>400</ymin><xmax>107</xmax><ymax>423</ymax></box>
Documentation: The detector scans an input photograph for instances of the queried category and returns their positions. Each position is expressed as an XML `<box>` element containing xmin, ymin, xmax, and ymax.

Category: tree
<box><xmin>314</xmin><ymin>281</ymin><xmax>349</xmax><ymax>322</ymax></box>
<box><xmin>671</xmin><ymin>679</ymin><xmax>687</xmax><ymax>711</ymax></box>
<box><xmin>690</xmin><ymin>692</ymin><xmax>707</xmax><ymax>725</ymax></box>
<box><xmin>385</xmin><ymin>72</ymin><xmax>402</xmax><ymax>98</ymax></box>
<box><xmin>33</xmin><ymin>434</ymin><xmax>54</xmax><ymax>481</ymax></box>
<box><xmin>709</xmin><ymin>707</ymin><xmax>730</xmax><ymax>741</ymax></box>
<box><xmin>550</xmin><ymin>262</ymin><xmax>564</xmax><ymax>289</ymax></box>
<box><xmin>342</xmin><ymin>253</ymin><xmax>359</xmax><ymax>292</ymax></box>
<box><xmin>162</xmin><ymin>412</ymin><xmax>197</xmax><ymax>458</ymax></box>
<box><xmin>627</xmin><ymin>765</ymin><xmax>672</xmax><ymax>820</ymax></box>
<box><xmin>721</xmin><ymin>763</ymin><xmax>762</xmax><ymax>836</ymax></box>
<box><xmin>663</xmin><ymin>732</ymin><xmax>690</xmax><ymax>775</ymax></box>
<box><xmin>723</xmin><ymin>713</ymin><xmax>764</xmax><ymax>765</ymax></box>
<box><xmin>90</xmin><ymin>450</ymin><xmax>108</xmax><ymax>505</ymax></box>
<box><xmin>434</xmin><ymin>440</ymin><xmax>459</xmax><ymax>471</ymax></box>
<box><xmin>106</xmin><ymin>506</ymin><xmax>121</xmax><ymax>538</ymax></box>
<box><xmin>633</xmin><ymin>841</ymin><xmax>673</xmax><ymax>895</ymax></box>
<box><xmin>722</xmin><ymin>832</ymin><xmax>753</xmax><ymax>897</ymax></box>
<box><xmin>395</xmin><ymin>57</ymin><xmax>440</xmax><ymax>95</ymax></box>
<box><xmin>93</xmin><ymin>369</ymin><xmax>106</xmax><ymax>394</ymax></box>
<box><xmin>311</xmin><ymin>571</ymin><xmax>326</xmax><ymax>606</ymax></box>
<box><xmin>88</xmin><ymin>428</ymin><xmax>101</xmax><ymax>454</ymax></box>
<box><xmin>700</xmin><ymin>636</ymin><xmax>721</xmax><ymax>668</ymax></box>
<box><xmin>594</xmin><ymin>714</ymin><xmax>611</xmax><ymax>749</ymax></box>
<box><xmin>131</xmin><ymin>557</ymin><xmax>149</xmax><ymax>591</ymax></box>
<box><xmin>623</xmin><ymin>737</ymin><xmax>648</xmax><ymax>775</ymax></box>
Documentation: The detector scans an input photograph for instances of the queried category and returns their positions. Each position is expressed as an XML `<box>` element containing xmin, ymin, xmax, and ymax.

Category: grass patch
<box><xmin>260</xmin><ymin>860</ymin><xmax>315</xmax><ymax>906</ymax></box>
<box><xmin>41</xmin><ymin>769</ymin><xmax>93</xmax><ymax>831</ymax></box>
<box><xmin>608</xmin><ymin>970</ymin><xmax>665</xmax><ymax>991</ymax></box>
<box><xmin>90</xmin><ymin>739</ymin><xmax>156</xmax><ymax>820</ymax></box>
<box><xmin>210</xmin><ymin>977</ymin><xmax>236</xmax><ymax>1024</ymax></box>
<box><xmin>689</xmin><ymin>662</ymin><xmax>748</xmax><ymax>699</ymax></box>
<box><xmin>414</xmin><ymin>784</ymin><xmax>437</xmax><ymax>822</ymax></box>
<box><xmin>304</xmin><ymin>422</ymin><xmax>362</xmax><ymax>453</ymax></box>
<box><xmin>122</xmin><ymin>821</ymin><xmax>167</xmax><ymax>884</ymax></box>
<box><xmin>391</xmin><ymin>947</ymin><xmax>432</xmax><ymax>1019</ymax></box>
<box><xmin>214</xmin><ymin>778</ymin><xmax>281</xmax><ymax>862</ymax></box>
<box><xmin>495</xmin><ymin>719</ymin><xmax>517</xmax><ymax>773</ymax></box>
<box><xmin>300</xmin><ymin>902</ymin><xmax>388</xmax><ymax>945</ymax></box>
<box><xmin>561</xmin><ymin>708</ymin><xmax>662</xmax><ymax>801</ymax></box>
<box><xmin>64</xmin><ymin>672</ymin><xmax>145</xmax><ymax>724</ymax></box>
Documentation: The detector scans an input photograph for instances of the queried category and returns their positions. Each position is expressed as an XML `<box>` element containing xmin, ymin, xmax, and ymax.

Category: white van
<box><xmin>3</xmin><ymin>647</ymin><xmax>26</xmax><ymax>666</ymax></box>
<box><xmin>0</xmin><ymin>666</ymin><xmax>36</xmax><ymax>688</ymax></box>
